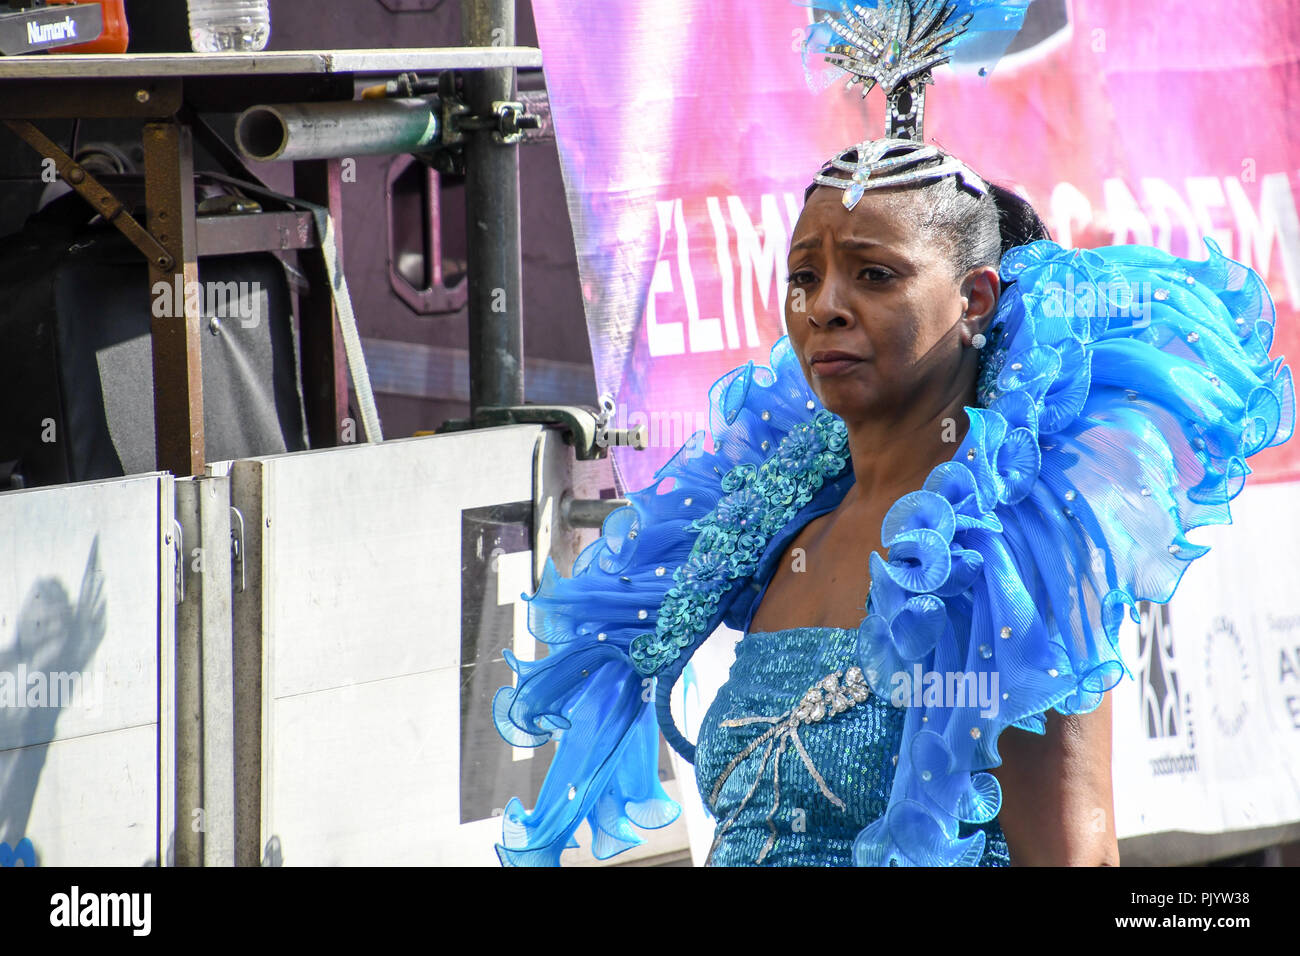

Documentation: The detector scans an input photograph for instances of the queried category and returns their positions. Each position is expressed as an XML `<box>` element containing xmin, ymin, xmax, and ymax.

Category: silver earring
<box><xmin>971</xmin><ymin>332</ymin><xmax>987</xmax><ymax>349</ymax></box>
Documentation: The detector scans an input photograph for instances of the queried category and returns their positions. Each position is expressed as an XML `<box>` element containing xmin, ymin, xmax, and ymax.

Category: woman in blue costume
<box><xmin>490</xmin><ymin>0</ymin><xmax>1296</xmax><ymax>866</ymax></box>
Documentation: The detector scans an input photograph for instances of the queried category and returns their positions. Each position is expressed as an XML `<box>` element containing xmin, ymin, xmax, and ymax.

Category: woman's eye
<box><xmin>786</xmin><ymin>270</ymin><xmax>815</xmax><ymax>285</ymax></box>
<box><xmin>860</xmin><ymin>267</ymin><xmax>894</xmax><ymax>282</ymax></box>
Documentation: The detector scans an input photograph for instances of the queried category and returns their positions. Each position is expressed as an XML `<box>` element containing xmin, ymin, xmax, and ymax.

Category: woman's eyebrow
<box><xmin>839</xmin><ymin>237</ymin><xmax>887</xmax><ymax>252</ymax></box>
<box><xmin>789</xmin><ymin>235</ymin><xmax>890</xmax><ymax>254</ymax></box>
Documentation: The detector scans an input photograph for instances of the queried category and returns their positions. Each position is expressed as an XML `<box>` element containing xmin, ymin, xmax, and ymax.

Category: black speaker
<box><xmin>0</xmin><ymin>177</ymin><xmax>308</xmax><ymax>489</ymax></box>
<box><xmin>123</xmin><ymin>0</ymin><xmax>192</xmax><ymax>53</ymax></box>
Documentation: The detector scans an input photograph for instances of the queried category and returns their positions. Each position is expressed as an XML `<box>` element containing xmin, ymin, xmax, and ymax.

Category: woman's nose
<box><xmin>808</xmin><ymin>273</ymin><xmax>854</xmax><ymax>329</ymax></box>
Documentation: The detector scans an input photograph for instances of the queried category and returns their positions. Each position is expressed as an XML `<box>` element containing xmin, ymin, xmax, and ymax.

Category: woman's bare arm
<box><xmin>988</xmin><ymin>691</ymin><xmax>1121</xmax><ymax>866</ymax></box>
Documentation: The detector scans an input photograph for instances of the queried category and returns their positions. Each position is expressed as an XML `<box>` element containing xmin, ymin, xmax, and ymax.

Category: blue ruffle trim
<box><xmin>492</xmin><ymin>235</ymin><xmax>1294</xmax><ymax>866</ymax></box>
<box><xmin>852</xmin><ymin>236</ymin><xmax>1293</xmax><ymax>865</ymax></box>
<box><xmin>491</xmin><ymin>337</ymin><xmax>840</xmax><ymax>865</ymax></box>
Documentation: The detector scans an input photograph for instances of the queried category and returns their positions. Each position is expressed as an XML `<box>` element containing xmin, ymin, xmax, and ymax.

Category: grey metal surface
<box><xmin>230</xmin><ymin>427</ymin><xmax>545</xmax><ymax>864</ymax></box>
<box><xmin>532</xmin><ymin>427</ymin><xmax>620</xmax><ymax>590</ymax></box>
<box><xmin>462</xmin><ymin>0</ymin><xmax>524</xmax><ymax>413</ymax></box>
<box><xmin>1119</xmin><ymin>822</ymin><xmax>1300</xmax><ymax>866</ymax></box>
<box><xmin>174</xmin><ymin>475</ymin><xmax>236</xmax><ymax>867</ymax></box>
<box><xmin>173</xmin><ymin>480</ymin><xmax>202</xmax><ymax>867</ymax></box>
<box><xmin>235</xmin><ymin>98</ymin><xmax>441</xmax><ymax>163</ymax></box>
<box><xmin>560</xmin><ymin>494</ymin><xmax>628</xmax><ymax>530</ymax></box>
<box><xmin>0</xmin><ymin>472</ymin><xmax>174</xmax><ymax>865</ymax></box>
<box><xmin>0</xmin><ymin>47</ymin><xmax>542</xmax><ymax>80</ymax></box>
<box><xmin>228</xmin><ymin>460</ymin><xmax>266</xmax><ymax>867</ymax></box>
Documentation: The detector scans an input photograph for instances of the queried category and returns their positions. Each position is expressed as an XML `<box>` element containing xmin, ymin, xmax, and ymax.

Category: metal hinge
<box><xmin>172</xmin><ymin>519</ymin><xmax>184</xmax><ymax>605</ymax></box>
<box><xmin>230</xmin><ymin>506</ymin><xmax>246</xmax><ymax>593</ymax></box>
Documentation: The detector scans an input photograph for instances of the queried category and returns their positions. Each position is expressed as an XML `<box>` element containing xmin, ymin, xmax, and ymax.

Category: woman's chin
<box><xmin>812</xmin><ymin>378</ymin><xmax>879</xmax><ymax>419</ymax></box>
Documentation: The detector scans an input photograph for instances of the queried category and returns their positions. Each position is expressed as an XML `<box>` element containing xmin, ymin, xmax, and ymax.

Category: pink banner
<box><xmin>534</xmin><ymin>0</ymin><xmax>1300</xmax><ymax>491</ymax></box>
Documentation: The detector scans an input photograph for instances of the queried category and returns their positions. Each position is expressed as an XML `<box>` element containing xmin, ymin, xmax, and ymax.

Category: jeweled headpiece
<box><xmin>802</xmin><ymin>0</ymin><xmax>1032</xmax><ymax>209</ymax></box>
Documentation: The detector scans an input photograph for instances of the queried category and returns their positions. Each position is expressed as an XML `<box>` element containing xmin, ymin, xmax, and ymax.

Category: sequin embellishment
<box><xmin>629</xmin><ymin>410</ymin><xmax>850</xmax><ymax>677</ymax></box>
<box><xmin>705</xmin><ymin>667</ymin><xmax>872</xmax><ymax>865</ymax></box>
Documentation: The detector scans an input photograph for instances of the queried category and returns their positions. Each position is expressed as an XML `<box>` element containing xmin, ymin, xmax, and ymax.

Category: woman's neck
<box><xmin>839</xmin><ymin>372</ymin><xmax>978</xmax><ymax>508</ymax></box>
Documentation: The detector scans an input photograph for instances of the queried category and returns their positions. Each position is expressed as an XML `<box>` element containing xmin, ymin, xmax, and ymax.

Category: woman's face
<box><xmin>784</xmin><ymin>184</ymin><xmax>995</xmax><ymax>426</ymax></box>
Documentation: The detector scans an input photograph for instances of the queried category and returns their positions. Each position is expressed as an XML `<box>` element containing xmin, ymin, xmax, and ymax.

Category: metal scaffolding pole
<box><xmin>462</xmin><ymin>0</ymin><xmax>525</xmax><ymax>413</ymax></box>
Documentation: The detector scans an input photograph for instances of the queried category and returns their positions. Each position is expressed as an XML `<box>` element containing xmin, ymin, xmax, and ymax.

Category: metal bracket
<box><xmin>2</xmin><ymin>119</ymin><xmax>175</xmax><ymax>271</ymax></box>
<box><xmin>487</xmin><ymin>100</ymin><xmax>538</xmax><ymax>144</ymax></box>
<box><xmin>560</xmin><ymin>492</ymin><xmax>631</xmax><ymax>529</ymax></box>
<box><xmin>592</xmin><ymin>394</ymin><xmax>653</xmax><ymax>452</ymax></box>
<box><xmin>173</xmin><ymin>519</ymin><xmax>184</xmax><ymax>605</ymax></box>
<box><xmin>421</xmin><ymin>71</ymin><xmax>544</xmax><ymax>172</ymax></box>
<box><xmin>437</xmin><ymin>71</ymin><xmax>470</xmax><ymax>149</ymax></box>
<box><xmin>230</xmin><ymin>506</ymin><xmax>246</xmax><ymax>593</ymax></box>
<box><xmin>451</xmin><ymin>98</ymin><xmax>541</xmax><ymax>143</ymax></box>
<box><xmin>440</xmin><ymin>404</ymin><xmax>648</xmax><ymax>460</ymax></box>
<box><xmin>261</xmin><ymin>835</ymin><xmax>283</xmax><ymax>867</ymax></box>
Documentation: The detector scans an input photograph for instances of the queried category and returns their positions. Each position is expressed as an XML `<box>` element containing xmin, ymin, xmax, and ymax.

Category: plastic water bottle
<box><xmin>187</xmin><ymin>0</ymin><xmax>271</xmax><ymax>53</ymax></box>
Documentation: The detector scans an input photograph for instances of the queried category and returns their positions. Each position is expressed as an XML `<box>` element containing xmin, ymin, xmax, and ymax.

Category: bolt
<box><xmin>136</xmin><ymin>89</ymin><xmax>150</xmax><ymax>103</ymax></box>
<box><xmin>66</xmin><ymin>166</ymin><xmax>84</xmax><ymax>184</ymax></box>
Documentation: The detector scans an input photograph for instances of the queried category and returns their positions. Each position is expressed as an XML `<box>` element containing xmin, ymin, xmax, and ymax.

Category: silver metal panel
<box><xmin>0</xmin><ymin>472</ymin><xmax>173</xmax><ymax>865</ymax></box>
<box><xmin>174</xmin><ymin>475</ymin><xmax>236</xmax><ymax>866</ymax></box>
<box><xmin>231</xmin><ymin>427</ymin><xmax>691</xmax><ymax>864</ymax></box>
<box><xmin>1120</xmin><ymin>822</ymin><xmax>1300</xmax><ymax>866</ymax></box>
<box><xmin>532</xmin><ymin>426</ymin><xmax>618</xmax><ymax>589</ymax></box>
<box><xmin>233</xmin><ymin>428</ymin><xmax>537</xmax><ymax>864</ymax></box>
<box><xmin>0</xmin><ymin>47</ymin><xmax>542</xmax><ymax>80</ymax></box>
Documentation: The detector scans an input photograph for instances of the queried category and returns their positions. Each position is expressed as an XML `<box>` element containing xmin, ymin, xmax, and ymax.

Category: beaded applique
<box><xmin>705</xmin><ymin>667</ymin><xmax>872</xmax><ymax>865</ymax></box>
<box><xmin>629</xmin><ymin>409</ymin><xmax>851</xmax><ymax>677</ymax></box>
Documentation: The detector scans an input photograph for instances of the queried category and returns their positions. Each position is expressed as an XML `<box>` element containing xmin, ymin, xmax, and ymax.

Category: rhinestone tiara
<box><xmin>804</xmin><ymin>0</ymin><xmax>995</xmax><ymax>210</ymax></box>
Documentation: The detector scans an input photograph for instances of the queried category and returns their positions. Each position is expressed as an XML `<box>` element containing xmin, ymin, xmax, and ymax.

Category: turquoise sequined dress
<box><xmin>695</xmin><ymin>626</ymin><xmax>1010</xmax><ymax>866</ymax></box>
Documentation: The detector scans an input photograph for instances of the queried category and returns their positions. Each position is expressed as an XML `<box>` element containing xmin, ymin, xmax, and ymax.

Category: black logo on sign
<box><xmin>1137</xmin><ymin>600</ymin><xmax>1181</xmax><ymax>739</ymax></box>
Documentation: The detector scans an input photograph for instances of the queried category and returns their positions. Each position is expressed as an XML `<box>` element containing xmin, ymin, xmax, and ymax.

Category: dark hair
<box><xmin>804</xmin><ymin>144</ymin><xmax>1051</xmax><ymax>278</ymax></box>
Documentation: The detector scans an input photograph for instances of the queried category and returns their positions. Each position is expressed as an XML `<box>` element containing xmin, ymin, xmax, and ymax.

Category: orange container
<box><xmin>45</xmin><ymin>0</ymin><xmax>130</xmax><ymax>54</ymax></box>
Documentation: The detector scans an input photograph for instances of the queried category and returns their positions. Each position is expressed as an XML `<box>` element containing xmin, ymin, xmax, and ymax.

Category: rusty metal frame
<box><xmin>3</xmin><ymin>117</ymin><xmax>174</xmax><ymax>270</ymax></box>
<box><xmin>143</xmin><ymin>119</ymin><xmax>206</xmax><ymax>478</ymax></box>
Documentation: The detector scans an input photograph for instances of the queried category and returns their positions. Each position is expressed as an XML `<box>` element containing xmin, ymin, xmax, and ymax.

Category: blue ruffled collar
<box><xmin>492</xmin><ymin>236</ymin><xmax>1294</xmax><ymax>866</ymax></box>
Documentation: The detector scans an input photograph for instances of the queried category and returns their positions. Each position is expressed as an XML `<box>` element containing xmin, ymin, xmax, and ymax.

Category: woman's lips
<box><xmin>810</xmin><ymin>357</ymin><xmax>865</xmax><ymax>377</ymax></box>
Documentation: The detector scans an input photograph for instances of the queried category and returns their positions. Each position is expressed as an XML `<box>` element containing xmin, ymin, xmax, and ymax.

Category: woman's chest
<box><xmin>747</xmin><ymin>506</ymin><xmax>884</xmax><ymax>633</ymax></box>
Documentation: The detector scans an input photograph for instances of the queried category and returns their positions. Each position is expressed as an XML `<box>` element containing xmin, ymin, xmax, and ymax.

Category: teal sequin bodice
<box><xmin>694</xmin><ymin>626</ymin><xmax>1010</xmax><ymax>867</ymax></box>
